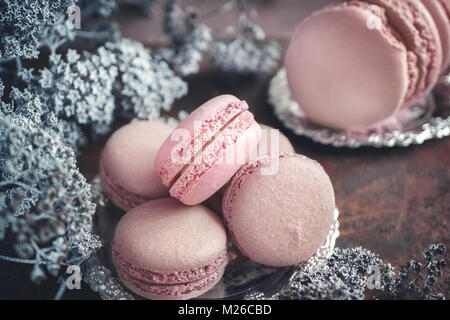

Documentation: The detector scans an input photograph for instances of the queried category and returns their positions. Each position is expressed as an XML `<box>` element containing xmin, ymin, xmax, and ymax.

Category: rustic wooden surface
<box><xmin>0</xmin><ymin>0</ymin><xmax>449</xmax><ymax>299</ymax></box>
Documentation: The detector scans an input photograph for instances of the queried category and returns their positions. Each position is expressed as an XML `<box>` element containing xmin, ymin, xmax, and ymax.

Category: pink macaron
<box><xmin>222</xmin><ymin>153</ymin><xmax>335</xmax><ymax>267</ymax></box>
<box><xmin>257</xmin><ymin>124</ymin><xmax>295</xmax><ymax>156</ymax></box>
<box><xmin>112</xmin><ymin>198</ymin><xmax>228</xmax><ymax>300</ymax></box>
<box><xmin>422</xmin><ymin>0</ymin><xmax>450</xmax><ymax>71</ymax></box>
<box><xmin>155</xmin><ymin>95</ymin><xmax>261</xmax><ymax>205</ymax></box>
<box><xmin>285</xmin><ymin>0</ymin><xmax>444</xmax><ymax>132</ymax></box>
<box><xmin>100</xmin><ymin>121</ymin><xmax>173</xmax><ymax>211</ymax></box>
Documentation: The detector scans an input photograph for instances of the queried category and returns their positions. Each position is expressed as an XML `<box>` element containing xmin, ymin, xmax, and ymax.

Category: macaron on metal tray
<box><xmin>269</xmin><ymin>68</ymin><xmax>450</xmax><ymax>148</ymax></box>
<box><xmin>83</xmin><ymin>177</ymin><xmax>340</xmax><ymax>300</ymax></box>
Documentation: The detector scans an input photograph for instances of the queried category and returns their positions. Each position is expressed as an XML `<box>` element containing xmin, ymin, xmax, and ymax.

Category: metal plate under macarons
<box><xmin>83</xmin><ymin>176</ymin><xmax>340</xmax><ymax>300</ymax></box>
<box><xmin>269</xmin><ymin>69</ymin><xmax>450</xmax><ymax>148</ymax></box>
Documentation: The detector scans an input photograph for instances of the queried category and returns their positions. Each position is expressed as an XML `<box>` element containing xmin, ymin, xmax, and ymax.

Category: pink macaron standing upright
<box><xmin>222</xmin><ymin>153</ymin><xmax>335</xmax><ymax>267</ymax></box>
<box><xmin>155</xmin><ymin>95</ymin><xmax>262</xmax><ymax>205</ymax></box>
<box><xmin>285</xmin><ymin>0</ymin><xmax>446</xmax><ymax>132</ymax></box>
<box><xmin>100</xmin><ymin>121</ymin><xmax>173</xmax><ymax>211</ymax></box>
<box><xmin>422</xmin><ymin>0</ymin><xmax>450</xmax><ymax>72</ymax></box>
<box><xmin>112</xmin><ymin>198</ymin><xmax>228</xmax><ymax>300</ymax></box>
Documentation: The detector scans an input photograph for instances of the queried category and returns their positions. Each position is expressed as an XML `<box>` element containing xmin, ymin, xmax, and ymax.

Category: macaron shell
<box><xmin>100</xmin><ymin>121</ymin><xmax>173</xmax><ymax>210</ymax></box>
<box><xmin>422</xmin><ymin>0</ymin><xmax>450</xmax><ymax>71</ymax></box>
<box><xmin>113</xmin><ymin>198</ymin><xmax>227</xmax><ymax>272</ymax></box>
<box><xmin>257</xmin><ymin>124</ymin><xmax>295</xmax><ymax>155</ymax></box>
<box><xmin>155</xmin><ymin>95</ymin><xmax>248</xmax><ymax>187</ymax></box>
<box><xmin>223</xmin><ymin>153</ymin><xmax>335</xmax><ymax>267</ymax></box>
<box><xmin>175</xmin><ymin>120</ymin><xmax>261</xmax><ymax>205</ymax></box>
<box><xmin>285</xmin><ymin>3</ymin><xmax>409</xmax><ymax>131</ymax></box>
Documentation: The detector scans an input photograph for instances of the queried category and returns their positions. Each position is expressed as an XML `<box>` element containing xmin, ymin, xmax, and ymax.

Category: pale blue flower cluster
<box><xmin>0</xmin><ymin>0</ymin><xmax>185</xmax><ymax>287</ymax></box>
<box><xmin>37</xmin><ymin>49</ymin><xmax>119</xmax><ymax>138</ymax></box>
<box><xmin>106</xmin><ymin>39</ymin><xmax>188</xmax><ymax>119</ymax></box>
<box><xmin>15</xmin><ymin>39</ymin><xmax>187</xmax><ymax>146</ymax></box>
<box><xmin>0</xmin><ymin>116</ymin><xmax>102</xmax><ymax>282</ymax></box>
<box><xmin>0</xmin><ymin>0</ymin><xmax>75</xmax><ymax>60</ymax></box>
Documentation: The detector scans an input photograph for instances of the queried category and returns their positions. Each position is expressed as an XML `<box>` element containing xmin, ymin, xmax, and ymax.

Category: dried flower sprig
<box><xmin>210</xmin><ymin>1</ymin><xmax>281</xmax><ymax>75</ymax></box>
<box><xmin>211</xmin><ymin>36</ymin><xmax>280</xmax><ymax>75</ymax></box>
<box><xmin>17</xmin><ymin>39</ymin><xmax>186</xmax><ymax>146</ymax></box>
<box><xmin>36</xmin><ymin>48</ymin><xmax>118</xmax><ymax>139</ymax></box>
<box><xmin>0</xmin><ymin>0</ymin><xmax>187</xmax><ymax>289</ymax></box>
<box><xmin>159</xmin><ymin>0</ymin><xmax>213</xmax><ymax>75</ymax></box>
<box><xmin>0</xmin><ymin>87</ymin><xmax>87</xmax><ymax>152</ymax></box>
<box><xmin>78</xmin><ymin>0</ymin><xmax>118</xmax><ymax>18</ymax></box>
<box><xmin>161</xmin><ymin>0</ymin><xmax>280</xmax><ymax>75</ymax></box>
<box><xmin>382</xmin><ymin>243</ymin><xmax>447</xmax><ymax>300</ymax></box>
<box><xmin>0</xmin><ymin>0</ymin><xmax>75</xmax><ymax>60</ymax></box>
<box><xmin>0</xmin><ymin>116</ymin><xmax>102</xmax><ymax>282</ymax></box>
<box><xmin>106</xmin><ymin>39</ymin><xmax>188</xmax><ymax>119</ymax></box>
<box><xmin>78</xmin><ymin>0</ymin><xmax>156</xmax><ymax>18</ymax></box>
<box><xmin>247</xmin><ymin>244</ymin><xmax>446</xmax><ymax>300</ymax></box>
<box><xmin>278</xmin><ymin>247</ymin><xmax>395</xmax><ymax>300</ymax></box>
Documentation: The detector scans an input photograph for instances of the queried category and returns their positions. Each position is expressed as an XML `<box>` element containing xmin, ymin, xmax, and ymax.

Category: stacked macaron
<box><xmin>285</xmin><ymin>0</ymin><xmax>450</xmax><ymax>132</ymax></box>
<box><xmin>154</xmin><ymin>95</ymin><xmax>262</xmax><ymax>206</ymax></box>
<box><xmin>100</xmin><ymin>95</ymin><xmax>336</xmax><ymax>300</ymax></box>
<box><xmin>112</xmin><ymin>198</ymin><xmax>228</xmax><ymax>300</ymax></box>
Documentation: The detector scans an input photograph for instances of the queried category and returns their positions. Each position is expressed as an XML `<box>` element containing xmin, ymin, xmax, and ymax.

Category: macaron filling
<box><xmin>371</xmin><ymin>0</ymin><xmax>441</xmax><ymax>103</ymax></box>
<box><xmin>113</xmin><ymin>247</ymin><xmax>228</xmax><ymax>297</ymax></box>
<box><xmin>113</xmin><ymin>247</ymin><xmax>228</xmax><ymax>284</ymax></box>
<box><xmin>340</xmin><ymin>1</ymin><xmax>420</xmax><ymax>105</ymax></box>
<box><xmin>438</xmin><ymin>0</ymin><xmax>450</xmax><ymax>70</ymax></box>
<box><xmin>405</xmin><ymin>0</ymin><xmax>440</xmax><ymax>94</ymax></box>
<box><xmin>158</xmin><ymin>100</ymin><xmax>248</xmax><ymax>187</ymax></box>
<box><xmin>169</xmin><ymin>110</ymin><xmax>256</xmax><ymax>201</ymax></box>
<box><xmin>346</xmin><ymin>0</ymin><xmax>439</xmax><ymax>107</ymax></box>
<box><xmin>338</xmin><ymin>1</ymin><xmax>402</xmax><ymax>44</ymax></box>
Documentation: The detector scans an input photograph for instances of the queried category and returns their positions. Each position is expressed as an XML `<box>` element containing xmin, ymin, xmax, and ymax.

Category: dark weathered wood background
<box><xmin>0</xmin><ymin>0</ymin><xmax>449</xmax><ymax>299</ymax></box>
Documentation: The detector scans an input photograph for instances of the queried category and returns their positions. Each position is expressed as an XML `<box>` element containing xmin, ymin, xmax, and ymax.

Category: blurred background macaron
<box><xmin>99</xmin><ymin>121</ymin><xmax>173</xmax><ymax>211</ymax></box>
<box><xmin>285</xmin><ymin>0</ymin><xmax>446</xmax><ymax>132</ymax></box>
